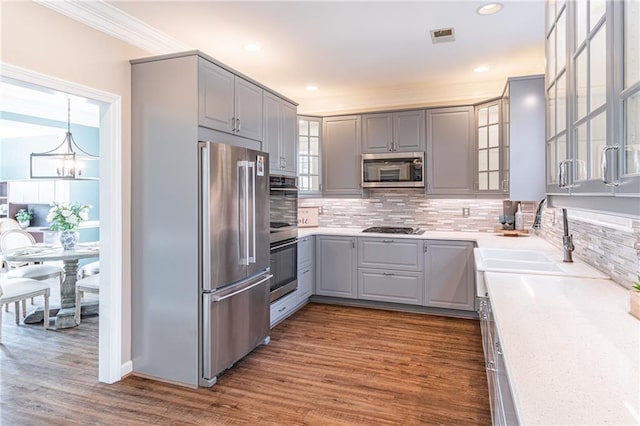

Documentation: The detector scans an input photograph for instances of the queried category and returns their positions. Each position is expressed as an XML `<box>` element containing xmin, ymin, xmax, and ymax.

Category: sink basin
<box><xmin>478</xmin><ymin>248</ymin><xmax>556</xmax><ymax>263</ymax></box>
<box><xmin>474</xmin><ymin>247</ymin><xmax>609</xmax><ymax>279</ymax></box>
<box><xmin>482</xmin><ymin>258</ymin><xmax>564</xmax><ymax>273</ymax></box>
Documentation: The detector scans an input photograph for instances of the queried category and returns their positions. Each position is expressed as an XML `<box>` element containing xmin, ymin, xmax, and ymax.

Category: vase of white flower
<box><xmin>47</xmin><ymin>201</ymin><xmax>91</xmax><ymax>250</ymax></box>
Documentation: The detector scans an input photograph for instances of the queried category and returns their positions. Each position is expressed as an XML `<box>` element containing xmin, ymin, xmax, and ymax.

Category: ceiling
<box><xmin>108</xmin><ymin>1</ymin><xmax>545</xmax><ymax>115</ymax></box>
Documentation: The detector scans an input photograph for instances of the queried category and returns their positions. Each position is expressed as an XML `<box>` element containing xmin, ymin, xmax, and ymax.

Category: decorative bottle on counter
<box><xmin>515</xmin><ymin>202</ymin><xmax>524</xmax><ymax>231</ymax></box>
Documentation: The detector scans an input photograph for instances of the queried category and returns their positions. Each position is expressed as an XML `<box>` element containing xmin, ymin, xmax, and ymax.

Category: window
<box><xmin>297</xmin><ymin>116</ymin><xmax>322</xmax><ymax>193</ymax></box>
<box><xmin>476</xmin><ymin>101</ymin><xmax>502</xmax><ymax>192</ymax></box>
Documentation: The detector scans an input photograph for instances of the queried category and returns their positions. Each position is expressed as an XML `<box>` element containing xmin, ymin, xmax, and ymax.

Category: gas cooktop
<box><xmin>361</xmin><ymin>226</ymin><xmax>424</xmax><ymax>235</ymax></box>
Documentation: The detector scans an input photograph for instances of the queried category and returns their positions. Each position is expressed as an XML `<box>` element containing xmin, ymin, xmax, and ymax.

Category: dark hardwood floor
<box><xmin>1</xmin><ymin>302</ymin><xmax>491</xmax><ymax>425</ymax></box>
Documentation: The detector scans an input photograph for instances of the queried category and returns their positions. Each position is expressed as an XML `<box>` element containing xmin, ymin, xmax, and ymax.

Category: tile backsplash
<box><xmin>300</xmin><ymin>190</ymin><xmax>640</xmax><ymax>288</ymax></box>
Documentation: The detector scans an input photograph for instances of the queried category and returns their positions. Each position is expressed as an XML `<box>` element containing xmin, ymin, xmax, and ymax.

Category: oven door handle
<box><xmin>271</xmin><ymin>240</ymin><xmax>298</xmax><ymax>251</ymax></box>
<box><xmin>269</xmin><ymin>187</ymin><xmax>298</xmax><ymax>192</ymax></box>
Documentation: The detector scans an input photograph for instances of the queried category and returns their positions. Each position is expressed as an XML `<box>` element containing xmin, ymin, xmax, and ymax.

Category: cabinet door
<box><xmin>297</xmin><ymin>236</ymin><xmax>314</xmax><ymax>268</ymax></box>
<box><xmin>263</xmin><ymin>92</ymin><xmax>282</xmax><ymax>171</ymax></box>
<box><xmin>426</xmin><ymin>107</ymin><xmax>475</xmax><ymax>194</ymax></box>
<box><xmin>198</xmin><ymin>60</ymin><xmax>235</xmax><ymax>133</ymax></box>
<box><xmin>297</xmin><ymin>264</ymin><xmax>314</xmax><ymax>302</ymax></box>
<box><xmin>393</xmin><ymin>110</ymin><xmax>425</xmax><ymax>152</ymax></box>
<box><xmin>425</xmin><ymin>240</ymin><xmax>475</xmax><ymax>311</ymax></box>
<box><xmin>234</xmin><ymin>77</ymin><xmax>263</xmax><ymax>141</ymax></box>
<box><xmin>316</xmin><ymin>236</ymin><xmax>357</xmax><ymax>298</ymax></box>
<box><xmin>358</xmin><ymin>238</ymin><xmax>422</xmax><ymax>271</ymax></box>
<box><xmin>362</xmin><ymin>113</ymin><xmax>392</xmax><ymax>153</ymax></box>
<box><xmin>322</xmin><ymin>116</ymin><xmax>362</xmax><ymax>196</ymax></box>
<box><xmin>280</xmin><ymin>101</ymin><xmax>298</xmax><ymax>175</ymax></box>
<box><xmin>358</xmin><ymin>269</ymin><xmax>423</xmax><ymax>305</ymax></box>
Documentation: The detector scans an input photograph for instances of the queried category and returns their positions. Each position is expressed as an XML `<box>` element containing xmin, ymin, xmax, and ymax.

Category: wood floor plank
<box><xmin>1</xmin><ymin>302</ymin><xmax>491</xmax><ymax>425</ymax></box>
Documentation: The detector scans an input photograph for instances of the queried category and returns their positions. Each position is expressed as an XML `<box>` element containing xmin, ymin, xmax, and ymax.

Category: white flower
<box><xmin>61</xmin><ymin>209</ymin><xmax>72</xmax><ymax>217</ymax></box>
<box><xmin>46</xmin><ymin>213</ymin><xmax>55</xmax><ymax>222</ymax></box>
<box><xmin>79</xmin><ymin>210</ymin><xmax>89</xmax><ymax>221</ymax></box>
<box><xmin>67</xmin><ymin>215</ymin><xmax>79</xmax><ymax>225</ymax></box>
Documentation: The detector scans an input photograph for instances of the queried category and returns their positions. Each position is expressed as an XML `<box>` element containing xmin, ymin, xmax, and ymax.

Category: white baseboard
<box><xmin>121</xmin><ymin>360</ymin><xmax>133</xmax><ymax>377</ymax></box>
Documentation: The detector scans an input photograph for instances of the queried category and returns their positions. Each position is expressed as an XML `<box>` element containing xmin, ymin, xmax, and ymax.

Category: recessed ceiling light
<box><xmin>306</xmin><ymin>84</ymin><xmax>318</xmax><ymax>92</ymax></box>
<box><xmin>477</xmin><ymin>3</ymin><xmax>503</xmax><ymax>15</ymax></box>
<box><xmin>474</xmin><ymin>66</ymin><xmax>490</xmax><ymax>73</ymax></box>
<box><xmin>243</xmin><ymin>43</ymin><xmax>261</xmax><ymax>52</ymax></box>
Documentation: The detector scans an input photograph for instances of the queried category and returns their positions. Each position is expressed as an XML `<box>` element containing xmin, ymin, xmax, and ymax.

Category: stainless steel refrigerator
<box><xmin>199</xmin><ymin>141</ymin><xmax>271</xmax><ymax>386</ymax></box>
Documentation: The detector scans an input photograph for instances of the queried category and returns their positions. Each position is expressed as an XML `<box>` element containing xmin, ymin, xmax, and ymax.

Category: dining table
<box><xmin>3</xmin><ymin>242</ymin><xmax>99</xmax><ymax>329</ymax></box>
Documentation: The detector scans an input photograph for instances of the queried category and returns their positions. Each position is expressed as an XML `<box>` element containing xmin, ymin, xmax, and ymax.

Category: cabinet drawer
<box><xmin>358</xmin><ymin>268</ymin><xmax>423</xmax><ymax>305</ymax></box>
<box><xmin>358</xmin><ymin>238</ymin><xmax>422</xmax><ymax>270</ymax></box>
<box><xmin>270</xmin><ymin>291</ymin><xmax>297</xmax><ymax>327</ymax></box>
<box><xmin>297</xmin><ymin>236</ymin><xmax>314</xmax><ymax>268</ymax></box>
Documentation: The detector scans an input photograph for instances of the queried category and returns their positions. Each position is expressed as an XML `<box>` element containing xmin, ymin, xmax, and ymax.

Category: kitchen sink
<box><xmin>477</xmin><ymin>248</ymin><xmax>555</xmax><ymax>263</ymax></box>
<box><xmin>474</xmin><ymin>247</ymin><xmax>609</xmax><ymax>279</ymax></box>
<box><xmin>481</xmin><ymin>258</ymin><xmax>564</xmax><ymax>273</ymax></box>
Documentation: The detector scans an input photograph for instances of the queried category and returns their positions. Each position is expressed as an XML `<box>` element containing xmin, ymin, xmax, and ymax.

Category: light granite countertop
<box><xmin>299</xmin><ymin>227</ymin><xmax>639</xmax><ymax>424</ymax></box>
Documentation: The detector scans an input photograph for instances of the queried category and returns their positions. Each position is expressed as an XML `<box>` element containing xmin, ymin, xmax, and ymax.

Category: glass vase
<box><xmin>60</xmin><ymin>230</ymin><xmax>79</xmax><ymax>250</ymax></box>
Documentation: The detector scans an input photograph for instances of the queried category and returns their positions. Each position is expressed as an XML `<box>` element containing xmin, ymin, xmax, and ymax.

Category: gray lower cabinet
<box><xmin>315</xmin><ymin>236</ymin><xmax>357</xmax><ymax>298</ymax></box>
<box><xmin>358</xmin><ymin>237</ymin><xmax>422</xmax><ymax>270</ymax></box>
<box><xmin>297</xmin><ymin>236</ymin><xmax>315</xmax><ymax>302</ymax></box>
<box><xmin>424</xmin><ymin>240</ymin><xmax>475</xmax><ymax>311</ymax></box>
<box><xmin>358</xmin><ymin>269</ymin><xmax>423</xmax><ymax>305</ymax></box>
<box><xmin>426</xmin><ymin>106</ymin><xmax>475</xmax><ymax>195</ymax></box>
<box><xmin>322</xmin><ymin>116</ymin><xmax>362</xmax><ymax>196</ymax></box>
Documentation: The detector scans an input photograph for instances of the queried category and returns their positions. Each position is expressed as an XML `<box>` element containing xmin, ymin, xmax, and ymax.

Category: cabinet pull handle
<box><xmin>236</xmin><ymin>118</ymin><xmax>241</xmax><ymax>132</ymax></box>
<box><xmin>351</xmin><ymin>240</ymin><xmax>355</xmax><ymax>249</ymax></box>
<box><xmin>382</xmin><ymin>272</ymin><xmax>395</xmax><ymax>276</ymax></box>
<box><xmin>382</xmin><ymin>239</ymin><xmax>394</xmax><ymax>243</ymax></box>
<box><xmin>302</xmin><ymin>269</ymin><xmax>310</xmax><ymax>275</ymax></box>
<box><xmin>278</xmin><ymin>306</ymin><xmax>286</xmax><ymax>313</ymax></box>
<box><xmin>231</xmin><ymin>117</ymin><xmax>237</xmax><ymax>131</ymax></box>
<box><xmin>557</xmin><ymin>160</ymin><xmax>565</xmax><ymax>188</ymax></box>
<box><xmin>601</xmin><ymin>145</ymin><xmax>620</xmax><ymax>187</ymax></box>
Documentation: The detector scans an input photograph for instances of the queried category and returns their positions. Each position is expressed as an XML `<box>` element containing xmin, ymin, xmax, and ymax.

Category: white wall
<box><xmin>1</xmin><ymin>1</ymin><xmax>150</xmax><ymax>364</ymax></box>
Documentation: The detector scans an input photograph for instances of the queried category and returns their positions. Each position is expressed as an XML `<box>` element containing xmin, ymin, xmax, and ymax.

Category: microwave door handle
<box><xmin>248</xmin><ymin>161</ymin><xmax>256</xmax><ymax>264</ymax></box>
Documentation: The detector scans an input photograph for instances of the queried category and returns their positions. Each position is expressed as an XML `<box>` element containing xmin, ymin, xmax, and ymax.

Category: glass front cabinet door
<box><xmin>546</xmin><ymin>0</ymin><xmax>640</xmax><ymax>208</ymax></box>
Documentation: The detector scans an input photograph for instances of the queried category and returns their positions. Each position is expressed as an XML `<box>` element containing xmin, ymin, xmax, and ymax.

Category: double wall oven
<box><xmin>269</xmin><ymin>175</ymin><xmax>298</xmax><ymax>302</ymax></box>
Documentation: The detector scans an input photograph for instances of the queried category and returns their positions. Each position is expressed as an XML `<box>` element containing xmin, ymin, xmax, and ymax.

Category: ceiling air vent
<box><xmin>430</xmin><ymin>27</ymin><xmax>455</xmax><ymax>44</ymax></box>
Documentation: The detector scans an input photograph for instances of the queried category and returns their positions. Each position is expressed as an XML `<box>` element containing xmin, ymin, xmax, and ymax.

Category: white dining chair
<box><xmin>75</xmin><ymin>273</ymin><xmax>99</xmax><ymax>324</ymax></box>
<box><xmin>78</xmin><ymin>260</ymin><xmax>100</xmax><ymax>279</ymax></box>
<box><xmin>0</xmin><ymin>229</ymin><xmax>63</xmax><ymax>316</ymax></box>
<box><xmin>0</xmin><ymin>278</ymin><xmax>50</xmax><ymax>342</ymax></box>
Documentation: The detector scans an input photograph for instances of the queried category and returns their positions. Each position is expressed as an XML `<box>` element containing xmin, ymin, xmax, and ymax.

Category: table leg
<box><xmin>55</xmin><ymin>258</ymin><xmax>80</xmax><ymax>328</ymax></box>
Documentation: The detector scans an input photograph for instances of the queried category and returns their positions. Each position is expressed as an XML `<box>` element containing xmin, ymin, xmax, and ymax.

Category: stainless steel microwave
<box><xmin>362</xmin><ymin>152</ymin><xmax>424</xmax><ymax>188</ymax></box>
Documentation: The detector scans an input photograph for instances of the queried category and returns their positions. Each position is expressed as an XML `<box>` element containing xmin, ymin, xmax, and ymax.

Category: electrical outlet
<box><xmin>462</xmin><ymin>207</ymin><xmax>470</xmax><ymax>217</ymax></box>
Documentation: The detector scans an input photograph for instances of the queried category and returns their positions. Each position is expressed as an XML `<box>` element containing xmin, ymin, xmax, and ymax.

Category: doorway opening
<box><xmin>0</xmin><ymin>63</ymin><xmax>124</xmax><ymax>383</ymax></box>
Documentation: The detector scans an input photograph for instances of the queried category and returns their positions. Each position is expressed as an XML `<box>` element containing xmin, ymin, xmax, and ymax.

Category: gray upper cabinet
<box><xmin>316</xmin><ymin>236</ymin><xmax>357</xmax><ymax>298</ymax></box>
<box><xmin>322</xmin><ymin>115</ymin><xmax>362</xmax><ymax>196</ymax></box>
<box><xmin>199</xmin><ymin>58</ymin><xmax>263</xmax><ymax>141</ymax></box>
<box><xmin>507</xmin><ymin>75</ymin><xmax>546</xmax><ymax>202</ymax></box>
<box><xmin>545</xmin><ymin>0</ymin><xmax>639</xmax><ymax>214</ymax></box>
<box><xmin>362</xmin><ymin>110</ymin><xmax>425</xmax><ymax>153</ymax></box>
<box><xmin>426</xmin><ymin>106</ymin><xmax>475</xmax><ymax>195</ymax></box>
<box><xmin>263</xmin><ymin>91</ymin><xmax>297</xmax><ymax>176</ymax></box>
<box><xmin>424</xmin><ymin>240</ymin><xmax>475</xmax><ymax>311</ymax></box>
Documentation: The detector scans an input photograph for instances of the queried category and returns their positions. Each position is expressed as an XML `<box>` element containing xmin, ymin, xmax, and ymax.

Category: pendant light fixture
<box><xmin>30</xmin><ymin>98</ymin><xmax>98</xmax><ymax>180</ymax></box>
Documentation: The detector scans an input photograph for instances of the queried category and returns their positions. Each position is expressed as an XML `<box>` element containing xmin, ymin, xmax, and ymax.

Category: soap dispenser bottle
<box><xmin>515</xmin><ymin>202</ymin><xmax>524</xmax><ymax>231</ymax></box>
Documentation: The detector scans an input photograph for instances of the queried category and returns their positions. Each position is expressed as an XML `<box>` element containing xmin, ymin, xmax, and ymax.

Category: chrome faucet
<box><xmin>561</xmin><ymin>208</ymin><xmax>574</xmax><ymax>263</ymax></box>
<box><xmin>532</xmin><ymin>198</ymin><xmax>547</xmax><ymax>231</ymax></box>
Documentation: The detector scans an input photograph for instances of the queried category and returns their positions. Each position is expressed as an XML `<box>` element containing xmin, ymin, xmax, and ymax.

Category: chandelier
<box><xmin>30</xmin><ymin>99</ymin><xmax>98</xmax><ymax>179</ymax></box>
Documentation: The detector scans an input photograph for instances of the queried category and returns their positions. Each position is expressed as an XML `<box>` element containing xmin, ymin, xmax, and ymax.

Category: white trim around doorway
<box><xmin>0</xmin><ymin>62</ymin><xmax>124</xmax><ymax>384</ymax></box>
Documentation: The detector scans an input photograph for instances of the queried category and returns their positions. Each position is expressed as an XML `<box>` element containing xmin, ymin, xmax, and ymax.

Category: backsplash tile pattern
<box><xmin>300</xmin><ymin>190</ymin><xmax>536</xmax><ymax>231</ymax></box>
<box><xmin>300</xmin><ymin>190</ymin><xmax>639</xmax><ymax>287</ymax></box>
<box><xmin>539</xmin><ymin>209</ymin><xmax>640</xmax><ymax>289</ymax></box>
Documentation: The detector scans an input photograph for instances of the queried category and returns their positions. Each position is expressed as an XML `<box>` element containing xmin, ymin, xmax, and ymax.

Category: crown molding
<box><xmin>33</xmin><ymin>0</ymin><xmax>188</xmax><ymax>54</ymax></box>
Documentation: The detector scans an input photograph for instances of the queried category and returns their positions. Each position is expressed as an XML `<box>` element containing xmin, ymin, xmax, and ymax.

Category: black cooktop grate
<box><xmin>361</xmin><ymin>226</ymin><xmax>420</xmax><ymax>234</ymax></box>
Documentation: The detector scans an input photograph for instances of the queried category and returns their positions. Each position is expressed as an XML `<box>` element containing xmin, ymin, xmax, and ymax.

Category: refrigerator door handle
<box><xmin>248</xmin><ymin>161</ymin><xmax>256</xmax><ymax>264</ymax></box>
<box><xmin>237</xmin><ymin>160</ymin><xmax>249</xmax><ymax>266</ymax></box>
<box><xmin>211</xmin><ymin>274</ymin><xmax>273</xmax><ymax>302</ymax></box>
